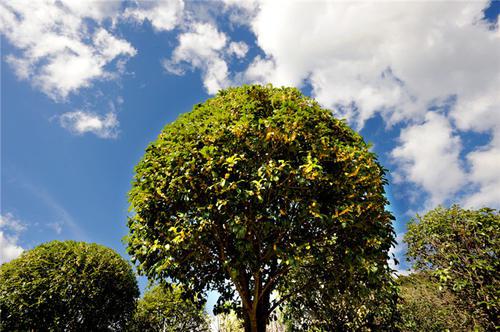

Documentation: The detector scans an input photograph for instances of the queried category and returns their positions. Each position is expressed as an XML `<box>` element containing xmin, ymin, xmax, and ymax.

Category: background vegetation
<box><xmin>397</xmin><ymin>272</ymin><xmax>476</xmax><ymax>331</ymax></box>
<box><xmin>129</xmin><ymin>284</ymin><xmax>209</xmax><ymax>331</ymax></box>
<box><xmin>405</xmin><ymin>205</ymin><xmax>499</xmax><ymax>330</ymax></box>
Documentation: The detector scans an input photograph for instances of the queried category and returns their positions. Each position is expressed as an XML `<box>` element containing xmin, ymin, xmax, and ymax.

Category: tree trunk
<box><xmin>236</xmin><ymin>268</ymin><xmax>272</xmax><ymax>332</ymax></box>
<box><xmin>244</xmin><ymin>308</ymin><xmax>267</xmax><ymax>332</ymax></box>
<box><xmin>243</xmin><ymin>293</ymin><xmax>270</xmax><ymax>332</ymax></box>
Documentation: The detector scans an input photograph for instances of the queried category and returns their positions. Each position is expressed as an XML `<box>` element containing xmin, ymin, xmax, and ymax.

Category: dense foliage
<box><xmin>397</xmin><ymin>273</ymin><xmax>477</xmax><ymax>331</ymax></box>
<box><xmin>129</xmin><ymin>284</ymin><xmax>209</xmax><ymax>331</ymax></box>
<box><xmin>0</xmin><ymin>240</ymin><xmax>139</xmax><ymax>331</ymax></box>
<box><xmin>127</xmin><ymin>85</ymin><xmax>395</xmax><ymax>331</ymax></box>
<box><xmin>283</xmin><ymin>260</ymin><xmax>398</xmax><ymax>331</ymax></box>
<box><xmin>405</xmin><ymin>205</ymin><xmax>499</xmax><ymax>329</ymax></box>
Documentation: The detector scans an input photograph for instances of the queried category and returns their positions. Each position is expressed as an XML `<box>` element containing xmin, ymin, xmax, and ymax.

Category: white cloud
<box><xmin>59</xmin><ymin>111</ymin><xmax>119</xmax><ymax>139</ymax></box>
<box><xmin>93</xmin><ymin>29</ymin><xmax>137</xmax><ymax>63</ymax></box>
<box><xmin>242</xmin><ymin>1</ymin><xmax>499</xmax><ymax>126</ymax></box>
<box><xmin>243</xmin><ymin>56</ymin><xmax>276</xmax><ymax>85</ymax></box>
<box><xmin>0</xmin><ymin>0</ymin><xmax>136</xmax><ymax>100</ymax></box>
<box><xmin>163</xmin><ymin>22</ymin><xmax>230</xmax><ymax>94</ymax></box>
<box><xmin>391</xmin><ymin>112</ymin><xmax>466</xmax><ymax>207</ymax></box>
<box><xmin>163</xmin><ymin>22</ymin><xmax>250</xmax><ymax>94</ymax></box>
<box><xmin>0</xmin><ymin>232</ymin><xmax>23</xmax><ymax>265</ymax></box>
<box><xmin>57</xmin><ymin>0</ymin><xmax>122</xmax><ymax>22</ymax></box>
<box><xmin>463</xmin><ymin>138</ymin><xmax>500</xmax><ymax>208</ymax></box>
<box><xmin>0</xmin><ymin>213</ymin><xmax>26</xmax><ymax>233</ymax></box>
<box><xmin>228</xmin><ymin>41</ymin><xmax>249</xmax><ymax>59</ymax></box>
<box><xmin>223</xmin><ymin>0</ymin><xmax>258</xmax><ymax>14</ymax></box>
<box><xmin>123</xmin><ymin>0</ymin><xmax>184</xmax><ymax>32</ymax></box>
<box><xmin>0</xmin><ymin>213</ymin><xmax>26</xmax><ymax>264</ymax></box>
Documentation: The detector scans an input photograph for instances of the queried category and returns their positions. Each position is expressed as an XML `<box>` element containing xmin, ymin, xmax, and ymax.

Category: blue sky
<box><xmin>1</xmin><ymin>1</ymin><xmax>499</xmax><ymax>303</ymax></box>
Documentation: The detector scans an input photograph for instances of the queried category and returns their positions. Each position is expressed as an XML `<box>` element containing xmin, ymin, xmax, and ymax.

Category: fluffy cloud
<box><xmin>164</xmin><ymin>22</ymin><xmax>247</xmax><ymax>94</ymax></box>
<box><xmin>463</xmin><ymin>139</ymin><xmax>500</xmax><ymax>208</ymax></box>
<box><xmin>228</xmin><ymin>41</ymin><xmax>249</xmax><ymax>59</ymax></box>
<box><xmin>392</xmin><ymin>112</ymin><xmax>466</xmax><ymax>207</ymax></box>
<box><xmin>242</xmin><ymin>1</ymin><xmax>499</xmax><ymax>126</ymax></box>
<box><xmin>123</xmin><ymin>0</ymin><xmax>184</xmax><ymax>32</ymax></box>
<box><xmin>59</xmin><ymin>111</ymin><xmax>119</xmax><ymax>139</ymax></box>
<box><xmin>124</xmin><ymin>2</ymin><xmax>248</xmax><ymax>95</ymax></box>
<box><xmin>0</xmin><ymin>233</ymin><xmax>23</xmax><ymax>265</ymax></box>
<box><xmin>0</xmin><ymin>0</ymin><xmax>136</xmax><ymax>100</ymax></box>
<box><xmin>0</xmin><ymin>213</ymin><xmax>26</xmax><ymax>264</ymax></box>
<box><xmin>230</xmin><ymin>1</ymin><xmax>499</xmax><ymax>208</ymax></box>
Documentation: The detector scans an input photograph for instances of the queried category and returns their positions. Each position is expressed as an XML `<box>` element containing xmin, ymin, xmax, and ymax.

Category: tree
<box><xmin>127</xmin><ymin>85</ymin><xmax>395</xmax><ymax>332</ymax></box>
<box><xmin>405</xmin><ymin>205</ymin><xmax>499</xmax><ymax>329</ymax></box>
<box><xmin>0</xmin><ymin>240</ymin><xmax>139</xmax><ymax>331</ymax></box>
<box><xmin>130</xmin><ymin>284</ymin><xmax>210</xmax><ymax>332</ymax></box>
<box><xmin>397</xmin><ymin>272</ymin><xmax>477</xmax><ymax>331</ymax></box>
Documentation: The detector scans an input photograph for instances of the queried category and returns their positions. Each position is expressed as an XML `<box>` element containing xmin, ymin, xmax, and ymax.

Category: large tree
<box><xmin>127</xmin><ymin>85</ymin><xmax>395</xmax><ymax>332</ymax></box>
<box><xmin>0</xmin><ymin>240</ymin><xmax>139</xmax><ymax>331</ymax></box>
<box><xmin>405</xmin><ymin>205</ymin><xmax>499</xmax><ymax>329</ymax></box>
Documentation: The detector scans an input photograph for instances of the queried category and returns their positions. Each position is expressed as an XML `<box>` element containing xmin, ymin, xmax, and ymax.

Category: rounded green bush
<box><xmin>0</xmin><ymin>240</ymin><xmax>139</xmax><ymax>331</ymax></box>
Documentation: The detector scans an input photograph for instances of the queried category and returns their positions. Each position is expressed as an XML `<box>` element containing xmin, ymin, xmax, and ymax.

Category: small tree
<box><xmin>130</xmin><ymin>284</ymin><xmax>210</xmax><ymax>331</ymax></box>
<box><xmin>283</xmin><ymin>258</ymin><xmax>398</xmax><ymax>331</ymax></box>
<box><xmin>127</xmin><ymin>85</ymin><xmax>395</xmax><ymax>332</ymax></box>
<box><xmin>405</xmin><ymin>205</ymin><xmax>499</xmax><ymax>329</ymax></box>
<box><xmin>0</xmin><ymin>240</ymin><xmax>139</xmax><ymax>331</ymax></box>
<box><xmin>397</xmin><ymin>272</ymin><xmax>476</xmax><ymax>331</ymax></box>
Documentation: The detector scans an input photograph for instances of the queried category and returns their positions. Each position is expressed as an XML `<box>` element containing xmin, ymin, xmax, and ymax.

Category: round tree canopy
<box><xmin>0</xmin><ymin>240</ymin><xmax>139</xmax><ymax>331</ymax></box>
<box><xmin>127</xmin><ymin>85</ymin><xmax>395</xmax><ymax>330</ymax></box>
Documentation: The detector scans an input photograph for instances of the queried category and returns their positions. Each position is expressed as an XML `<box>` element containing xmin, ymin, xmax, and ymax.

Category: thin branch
<box><xmin>259</xmin><ymin>266</ymin><xmax>290</xmax><ymax>302</ymax></box>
